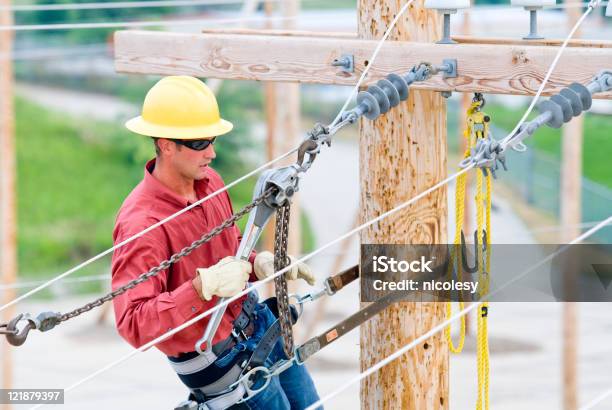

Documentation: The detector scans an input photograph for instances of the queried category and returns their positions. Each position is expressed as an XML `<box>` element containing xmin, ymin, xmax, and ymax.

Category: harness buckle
<box><xmin>231</xmin><ymin>327</ymin><xmax>248</xmax><ymax>342</ymax></box>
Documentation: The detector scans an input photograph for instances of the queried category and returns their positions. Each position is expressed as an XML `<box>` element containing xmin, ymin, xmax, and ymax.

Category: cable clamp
<box><xmin>459</xmin><ymin>138</ymin><xmax>507</xmax><ymax>178</ymax></box>
<box><xmin>591</xmin><ymin>69</ymin><xmax>612</xmax><ymax>93</ymax></box>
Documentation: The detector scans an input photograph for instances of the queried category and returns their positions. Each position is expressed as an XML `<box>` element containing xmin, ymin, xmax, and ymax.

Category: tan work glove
<box><xmin>253</xmin><ymin>251</ymin><xmax>316</xmax><ymax>286</ymax></box>
<box><xmin>197</xmin><ymin>256</ymin><xmax>252</xmax><ymax>301</ymax></box>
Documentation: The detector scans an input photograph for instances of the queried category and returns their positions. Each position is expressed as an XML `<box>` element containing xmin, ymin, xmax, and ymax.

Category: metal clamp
<box><xmin>589</xmin><ymin>69</ymin><xmax>612</xmax><ymax>94</ymax></box>
<box><xmin>230</xmin><ymin>357</ymin><xmax>297</xmax><ymax>404</ymax></box>
<box><xmin>459</xmin><ymin>138</ymin><xmax>507</xmax><ymax>178</ymax></box>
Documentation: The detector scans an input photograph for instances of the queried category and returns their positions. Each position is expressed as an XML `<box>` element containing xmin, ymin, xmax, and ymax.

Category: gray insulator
<box><xmin>386</xmin><ymin>73</ymin><xmax>409</xmax><ymax>101</ymax></box>
<box><xmin>537</xmin><ymin>100</ymin><xmax>564</xmax><ymax>129</ymax></box>
<box><xmin>403</xmin><ymin>71</ymin><xmax>417</xmax><ymax>86</ymax></box>
<box><xmin>559</xmin><ymin>88</ymin><xmax>583</xmax><ymax>116</ymax></box>
<box><xmin>356</xmin><ymin>91</ymin><xmax>381</xmax><ymax>120</ymax></box>
<box><xmin>367</xmin><ymin>85</ymin><xmax>391</xmax><ymax>114</ymax></box>
<box><xmin>550</xmin><ymin>94</ymin><xmax>573</xmax><ymax>123</ymax></box>
<box><xmin>568</xmin><ymin>82</ymin><xmax>592</xmax><ymax>111</ymax></box>
<box><xmin>377</xmin><ymin>78</ymin><xmax>401</xmax><ymax>108</ymax></box>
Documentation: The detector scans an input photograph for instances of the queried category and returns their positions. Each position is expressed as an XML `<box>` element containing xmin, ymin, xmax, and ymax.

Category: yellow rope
<box><xmin>476</xmin><ymin>152</ymin><xmax>492</xmax><ymax>410</ymax></box>
<box><xmin>447</xmin><ymin>97</ymin><xmax>492</xmax><ymax>410</ymax></box>
<box><xmin>444</xmin><ymin>102</ymin><xmax>480</xmax><ymax>354</ymax></box>
<box><xmin>445</xmin><ymin>170</ymin><xmax>467</xmax><ymax>353</ymax></box>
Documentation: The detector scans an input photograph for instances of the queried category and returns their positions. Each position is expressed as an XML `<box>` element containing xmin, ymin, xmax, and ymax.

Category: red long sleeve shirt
<box><xmin>111</xmin><ymin>159</ymin><xmax>256</xmax><ymax>357</ymax></box>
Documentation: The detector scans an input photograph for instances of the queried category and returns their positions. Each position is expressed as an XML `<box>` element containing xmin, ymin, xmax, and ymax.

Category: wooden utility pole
<box><xmin>0</xmin><ymin>0</ymin><xmax>17</xmax><ymax>405</ymax></box>
<box><xmin>264</xmin><ymin>0</ymin><xmax>302</xmax><ymax>257</ymax></box>
<box><xmin>561</xmin><ymin>1</ymin><xmax>583</xmax><ymax>409</ymax></box>
<box><xmin>358</xmin><ymin>1</ymin><xmax>448</xmax><ymax>408</ymax></box>
<box><xmin>274</xmin><ymin>0</ymin><xmax>302</xmax><ymax>299</ymax></box>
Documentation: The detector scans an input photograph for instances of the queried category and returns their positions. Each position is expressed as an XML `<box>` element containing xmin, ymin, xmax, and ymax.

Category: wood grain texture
<box><xmin>114</xmin><ymin>30</ymin><xmax>612</xmax><ymax>99</ymax></box>
<box><xmin>561</xmin><ymin>2</ymin><xmax>582</xmax><ymax>409</ymax></box>
<box><xmin>358</xmin><ymin>1</ymin><xmax>448</xmax><ymax>409</ymax></box>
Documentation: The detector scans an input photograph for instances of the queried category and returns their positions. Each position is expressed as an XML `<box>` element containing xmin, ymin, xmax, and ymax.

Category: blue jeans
<box><xmin>214</xmin><ymin>301</ymin><xmax>321</xmax><ymax>410</ymax></box>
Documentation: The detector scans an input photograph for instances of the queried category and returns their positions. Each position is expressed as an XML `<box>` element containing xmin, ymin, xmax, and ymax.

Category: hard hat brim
<box><xmin>125</xmin><ymin>116</ymin><xmax>233</xmax><ymax>140</ymax></box>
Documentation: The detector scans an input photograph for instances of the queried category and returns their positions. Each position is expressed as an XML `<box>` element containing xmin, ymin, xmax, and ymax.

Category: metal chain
<box><xmin>274</xmin><ymin>202</ymin><xmax>294</xmax><ymax>359</ymax></box>
<box><xmin>58</xmin><ymin>188</ymin><xmax>275</xmax><ymax>323</ymax></box>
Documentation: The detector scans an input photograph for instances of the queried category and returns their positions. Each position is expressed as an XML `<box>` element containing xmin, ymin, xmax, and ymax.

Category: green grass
<box><xmin>15</xmin><ymin>94</ymin><xmax>315</xmax><ymax>291</ymax></box>
<box><xmin>483</xmin><ymin>103</ymin><xmax>612</xmax><ymax>189</ymax></box>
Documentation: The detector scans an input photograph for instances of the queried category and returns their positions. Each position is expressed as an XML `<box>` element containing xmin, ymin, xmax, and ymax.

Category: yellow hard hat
<box><xmin>125</xmin><ymin>76</ymin><xmax>233</xmax><ymax>140</ymax></box>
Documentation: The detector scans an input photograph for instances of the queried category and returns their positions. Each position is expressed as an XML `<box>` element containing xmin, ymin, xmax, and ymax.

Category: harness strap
<box><xmin>244</xmin><ymin>304</ymin><xmax>297</xmax><ymax>372</ymax></box>
<box><xmin>199</xmin><ymin>383</ymin><xmax>248</xmax><ymax>410</ymax></box>
<box><xmin>212</xmin><ymin>291</ymin><xmax>258</xmax><ymax>355</ymax></box>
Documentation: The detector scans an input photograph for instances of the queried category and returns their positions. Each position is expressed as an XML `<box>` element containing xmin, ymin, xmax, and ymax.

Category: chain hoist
<box><xmin>273</xmin><ymin>202</ymin><xmax>294</xmax><ymax>358</ymax></box>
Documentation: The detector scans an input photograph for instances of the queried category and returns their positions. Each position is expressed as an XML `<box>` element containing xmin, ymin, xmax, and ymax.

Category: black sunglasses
<box><xmin>174</xmin><ymin>137</ymin><xmax>216</xmax><ymax>151</ymax></box>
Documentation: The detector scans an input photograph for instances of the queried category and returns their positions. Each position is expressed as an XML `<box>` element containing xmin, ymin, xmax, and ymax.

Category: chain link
<box><xmin>58</xmin><ymin>188</ymin><xmax>275</xmax><ymax>323</ymax></box>
<box><xmin>274</xmin><ymin>202</ymin><xmax>294</xmax><ymax>359</ymax></box>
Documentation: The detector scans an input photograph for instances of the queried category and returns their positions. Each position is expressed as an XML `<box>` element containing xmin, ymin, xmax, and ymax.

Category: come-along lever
<box><xmin>195</xmin><ymin>164</ymin><xmax>301</xmax><ymax>354</ymax></box>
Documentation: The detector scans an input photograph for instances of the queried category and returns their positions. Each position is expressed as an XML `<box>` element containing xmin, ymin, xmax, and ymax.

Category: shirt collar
<box><xmin>143</xmin><ymin>158</ymin><xmax>210</xmax><ymax>208</ymax></box>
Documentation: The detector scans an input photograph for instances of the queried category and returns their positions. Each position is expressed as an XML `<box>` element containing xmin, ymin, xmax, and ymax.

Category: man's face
<box><xmin>162</xmin><ymin>138</ymin><xmax>217</xmax><ymax>181</ymax></box>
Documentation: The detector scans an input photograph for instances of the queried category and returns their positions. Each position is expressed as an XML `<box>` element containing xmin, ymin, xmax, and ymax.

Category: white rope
<box><xmin>499</xmin><ymin>0</ymin><xmax>600</xmax><ymax>149</ymax></box>
<box><xmin>29</xmin><ymin>165</ymin><xmax>471</xmax><ymax>410</ymax></box>
<box><xmin>497</xmin><ymin>219</ymin><xmax>611</xmax><ymax>237</ymax></box>
<box><xmin>579</xmin><ymin>386</ymin><xmax>612</xmax><ymax>410</ymax></box>
<box><xmin>306</xmin><ymin>215</ymin><xmax>612</xmax><ymax>410</ymax></box>
<box><xmin>3</xmin><ymin>0</ymin><xmax>257</xmax><ymax>12</ymax></box>
<box><xmin>471</xmin><ymin>1</ymin><xmax>607</xmax><ymax>9</ymax></box>
<box><xmin>0</xmin><ymin>148</ymin><xmax>297</xmax><ymax>313</ymax></box>
<box><xmin>0</xmin><ymin>274</ymin><xmax>109</xmax><ymax>291</ymax></box>
<box><xmin>331</xmin><ymin>0</ymin><xmax>416</xmax><ymax>126</ymax></box>
<box><xmin>0</xmin><ymin>14</ymin><xmax>294</xmax><ymax>31</ymax></box>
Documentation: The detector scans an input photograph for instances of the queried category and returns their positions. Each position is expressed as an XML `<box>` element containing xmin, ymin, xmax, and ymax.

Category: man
<box><xmin>111</xmin><ymin>76</ymin><xmax>321</xmax><ymax>409</ymax></box>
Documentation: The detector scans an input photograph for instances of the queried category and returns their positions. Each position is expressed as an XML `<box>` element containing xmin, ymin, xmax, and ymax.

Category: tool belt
<box><xmin>171</xmin><ymin>293</ymin><xmax>298</xmax><ymax>410</ymax></box>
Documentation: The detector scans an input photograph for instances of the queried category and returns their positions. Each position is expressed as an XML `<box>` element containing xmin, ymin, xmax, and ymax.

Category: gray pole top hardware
<box><xmin>331</xmin><ymin>54</ymin><xmax>354</xmax><ymax>73</ymax></box>
<box><xmin>339</xmin><ymin>59</ymin><xmax>458</xmax><ymax>123</ymax></box>
<box><xmin>523</xmin><ymin>7</ymin><xmax>544</xmax><ymax>40</ymax></box>
<box><xmin>459</xmin><ymin>69</ymin><xmax>612</xmax><ymax>175</ymax></box>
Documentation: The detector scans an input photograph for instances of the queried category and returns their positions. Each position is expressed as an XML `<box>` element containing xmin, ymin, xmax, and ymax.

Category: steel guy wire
<box><xmin>0</xmin><ymin>14</ymin><xmax>296</xmax><ymax>31</ymax></box>
<box><xmin>496</xmin><ymin>219</ymin><xmax>612</xmax><ymax>238</ymax></box>
<box><xmin>0</xmin><ymin>0</ymin><xmax>416</xmax><ymax>311</ymax></box>
<box><xmin>0</xmin><ymin>274</ymin><xmax>109</xmax><ymax>291</ymax></box>
<box><xmin>1</xmin><ymin>0</ymin><xmax>284</xmax><ymax>12</ymax></box>
<box><xmin>305</xmin><ymin>215</ymin><xmax>612</xmax><ymax>410</ymax></box>
<box><xmin>29</xmin><ymin>166</ymin><xmax>472</xmax><ymax>409</ymax></box>
<box><xmin>579</xmin><ymin>384</ymin><xmax>612</xmax><ymax>410</ymax></box>
<box><xmin>0</xmin><ymin>148</ymin><xmax>297</xmax><ymax>313</ymax></box>
<box><xmin>1</xmin><ymin>0</ymin><xmax>606</xmax><ymax>12</ymax></box>
<box><xmin>498</xmin><ymin>0</ymin><xmax>601</xmax><ymax>152</ymax></box>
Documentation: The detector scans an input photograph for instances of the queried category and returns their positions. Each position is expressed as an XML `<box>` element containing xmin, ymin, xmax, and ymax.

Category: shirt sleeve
<box><xmin>111</xmin><ymin>226</ymin><xmax>209</xmax><ymax>350</ymax></box>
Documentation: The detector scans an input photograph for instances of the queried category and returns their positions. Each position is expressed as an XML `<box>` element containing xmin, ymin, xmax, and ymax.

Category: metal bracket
<box><xmin>440</xmin><ymin>59</ymin><xmax>458</xmax><ymax>78</ymax></box>
<box><xmin>331</xmin><ymin>54</ymin><xmax>354</xmax><ymax>73</ymax></box>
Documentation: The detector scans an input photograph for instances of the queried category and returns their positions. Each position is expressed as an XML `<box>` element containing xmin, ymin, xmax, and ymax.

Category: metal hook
<box><xmin>1</xmin><ymin>314</ymin><xmax>36</xmax><ymax>346</ymax></box>
<box><xmin>460</xmin><ymin>230</ymin><xmax>488</xmax><ymax>274</ymax></box>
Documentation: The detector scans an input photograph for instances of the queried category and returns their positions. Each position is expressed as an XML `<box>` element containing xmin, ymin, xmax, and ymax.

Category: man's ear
<box><xmin>157</xmin><ymin>138</ymin><xmax>176</xmax><ymax>155</ymax></box>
